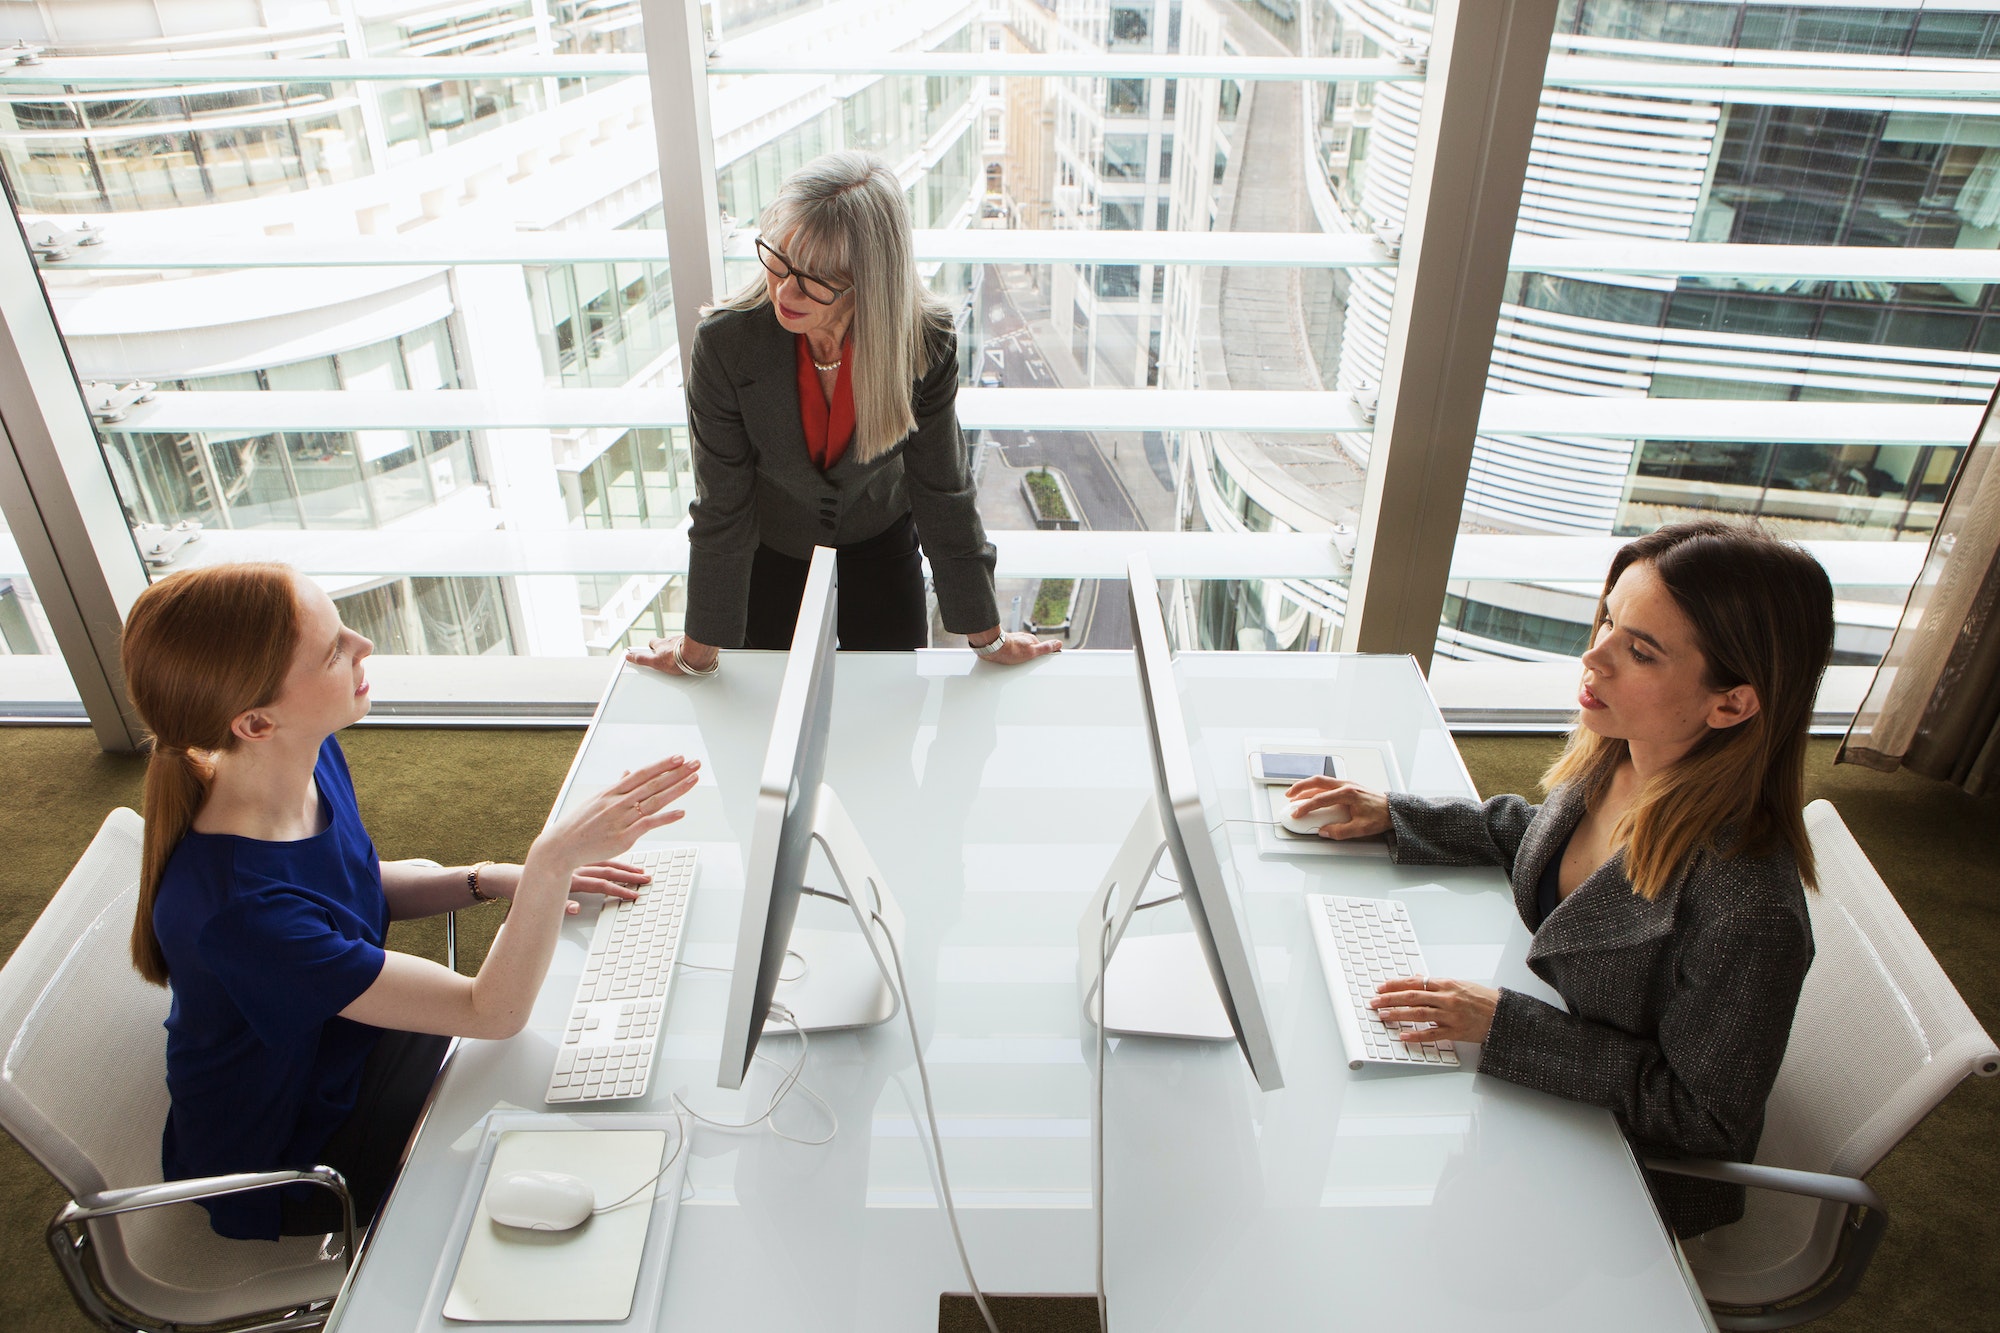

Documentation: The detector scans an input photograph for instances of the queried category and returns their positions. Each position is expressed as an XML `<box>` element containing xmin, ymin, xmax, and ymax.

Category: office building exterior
<box><xmin>0</xmin><ymin>0</ymin><xmax>982</xmax><ymax>657</ymax></box>
<box><xmin>1182</xmin><ymin>0</ymin><xmax>1998</xmax><ymax>663</ymax></box>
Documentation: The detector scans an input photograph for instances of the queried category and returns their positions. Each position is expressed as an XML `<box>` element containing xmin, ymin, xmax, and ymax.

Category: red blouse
<box><xmin>795</xmin><ymin>334</ymin><xmax>855</xmax><ymax>471</ymax></box>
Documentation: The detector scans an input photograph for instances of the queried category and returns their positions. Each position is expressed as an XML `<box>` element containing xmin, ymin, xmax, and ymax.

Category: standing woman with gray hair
<box><xmin>628</xmin><ymin>151</ymin><xmax>1059</xmax><ymax>674</ymax></box>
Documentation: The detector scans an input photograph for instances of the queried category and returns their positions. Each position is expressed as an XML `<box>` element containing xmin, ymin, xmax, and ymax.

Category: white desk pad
<box><xmin>425</xmin><ymin>1114</ymin><xmax>685</xmax><ymax>1328</ymax></box>
<box><xmin>1242</xmin><ymin>737</ymin><xmax>1402</xmax><ymax>859</ymax></box>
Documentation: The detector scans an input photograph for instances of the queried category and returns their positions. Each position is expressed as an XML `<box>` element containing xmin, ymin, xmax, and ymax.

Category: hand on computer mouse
<box><xmin>1281</xmin><ymin>777</ymin><xmax>1390</xmax><ymax>840</ymax></box>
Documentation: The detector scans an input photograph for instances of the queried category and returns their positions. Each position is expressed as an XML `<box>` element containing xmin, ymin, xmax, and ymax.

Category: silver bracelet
<box><xmin>672</xmin><ymin>639</ymin><xmax>721</xmax><ymax>677</ymax></box>
<box><xmin>970</xmin><ymin>632</ymin><xmax>1008</xmax><ymax>658</ymax></box>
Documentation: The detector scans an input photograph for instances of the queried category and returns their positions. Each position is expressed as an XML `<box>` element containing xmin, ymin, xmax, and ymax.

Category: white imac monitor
<box><xmin>1081</xmin><ymin>554</ymin><xmax>1283</xmax><ymax>1092</ymax></box>
<box><xmin>717</xmin><ymin>547</ymin><xmax>905</xmax><ymax>1091</ymax></box>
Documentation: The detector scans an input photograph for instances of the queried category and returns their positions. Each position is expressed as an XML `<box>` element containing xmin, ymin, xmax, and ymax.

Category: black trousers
<box><xmin>278</xmin><ymin>1028</ymin><xmax>451</xmax><ymax>1236</ymax></box>
<box><xmin>743</xmin><ymin>511</ymin><xmax>929</xmax><ymax>651</ymax></box>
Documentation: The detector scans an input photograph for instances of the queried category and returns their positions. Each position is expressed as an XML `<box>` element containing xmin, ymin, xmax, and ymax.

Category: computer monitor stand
<box><xmin>1076</xmin><ymin>796</ymin><xmax>1234</xmax><ymax>1042</ymax></box>
<box><xmin>776</xmin><ymin>786</ymin><xmax>907</xmax><ymax>1034</ymax></box>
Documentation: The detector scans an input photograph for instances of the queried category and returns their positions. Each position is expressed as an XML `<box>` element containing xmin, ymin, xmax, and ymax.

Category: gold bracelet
<box><xmin>468</xmin><ymin>860</ymin><xmax>498</xmax><ymax>903</ymax></box>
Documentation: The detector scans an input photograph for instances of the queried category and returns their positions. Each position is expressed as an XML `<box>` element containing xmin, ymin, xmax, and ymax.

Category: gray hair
<box><xmin>712</xmin><ymin>150</ymin><xmax>954</xmax><ymax>464</ymax></box>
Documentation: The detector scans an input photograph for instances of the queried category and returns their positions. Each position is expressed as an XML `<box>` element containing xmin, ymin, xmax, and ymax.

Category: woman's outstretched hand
<box><xmin>534</xmin><ymin>755</ymin><xmax>701</xmax><ymax>875</ymax></box>
<box><xmin>1281</xmin><ymin>776</ymin><xmax>1391</xmax><ymax>840</ymax></box>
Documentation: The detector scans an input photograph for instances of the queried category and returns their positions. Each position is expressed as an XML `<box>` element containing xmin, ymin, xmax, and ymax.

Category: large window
<box><xmin>1426</xmin><ymin>3</ymin><xmax>1991</xmax><ymax>667</ymax></box>
<box><xmin>0</xmin><ymin>511</ymin><xmax>55</xmax><ymax>656</ymax></box>
<box><xmin>17</xmin><ymin>1</ymin><xmax>1972</xmax><ymax>722</ymax></box>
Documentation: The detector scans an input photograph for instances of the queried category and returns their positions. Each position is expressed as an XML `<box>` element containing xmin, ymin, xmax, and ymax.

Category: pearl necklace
<box><xmin>813</xmin><ymin>356</ymin><xmax>843</xmax><ymax>373</ymax></box>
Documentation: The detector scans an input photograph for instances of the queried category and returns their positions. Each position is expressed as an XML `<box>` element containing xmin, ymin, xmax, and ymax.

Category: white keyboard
<box><xmin>544</xmin><ymin>844</ymin><xmax>696</xmax><ymax>1104</ymax></box>
<box><xmin>1305</xmin><ymin>893</ymin><xmax>1461</xmax><ymax>1070</ymax></box>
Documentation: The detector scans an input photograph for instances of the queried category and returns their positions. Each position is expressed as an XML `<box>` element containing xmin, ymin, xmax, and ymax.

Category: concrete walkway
<box><xmin>1206</xmin><ymin>2</ymin><xmax>1366</xmax><ymax>526</ymax></box>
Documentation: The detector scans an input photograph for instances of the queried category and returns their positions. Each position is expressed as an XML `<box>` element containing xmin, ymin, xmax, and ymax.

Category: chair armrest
<box><xmin>1644</xmin><ymin>1157</ymin><xmax>1887</xmax><ymax>1331</ymax></box>
<box><xmin>51</xmin><ymin>1166</ymin><xmax>357</xmax><ymax>1269</ymax></box>
<box><xmin>405</xmin><ymin>858</ymin><xmax>458</xmax><ymax>973</ymax></box>
<box><xmin>1641</xmin><ymin>1156</ymin><xmax>1884</xmax><ymax>1213</ymax></box>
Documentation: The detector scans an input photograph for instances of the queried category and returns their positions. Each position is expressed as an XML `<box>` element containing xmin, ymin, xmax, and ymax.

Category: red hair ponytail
<box><xmin>120</xmin><ymin>564</ymin><xmax>301</xmax><ymax>985</ymax></box>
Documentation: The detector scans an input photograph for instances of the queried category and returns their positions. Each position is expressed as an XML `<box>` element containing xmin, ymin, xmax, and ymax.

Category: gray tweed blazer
<box><xmin>1387</xmin><ymin>784</ymin><xmax>1815</xmax><ymax>1238</ymax></box>
<box><xmin>681</xmin><ymin>303</ymin><xmax>1000</xmax><ymax>647</ymax></box>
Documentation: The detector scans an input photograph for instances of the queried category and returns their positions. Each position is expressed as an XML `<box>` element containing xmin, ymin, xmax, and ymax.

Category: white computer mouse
<box><xmin>485</xmin><ymin>1170</ymin><xmax>597</xmax><ymax>1232</ymax></box>
<box><xmin>1281</xmin><ymin>801</ymin><xmax>1349</xmax><ymax>836</ymax></box>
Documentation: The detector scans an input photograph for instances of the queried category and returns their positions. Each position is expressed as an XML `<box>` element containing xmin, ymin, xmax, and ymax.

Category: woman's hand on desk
<box><xmin>1282</xmin><ymin>777</ymin><xmax>1391</xmax><ymax>839</ymax></box>
<box><xmin>477</xmin><ymin>860</ymin><xmax>652</xmax><ymax>916</ymax></box>
<box><xmin>1370</xmin><ymin>976</ymin><xmax>1500</xmax><ymax>1045</ymax></box>
<box><xmin>625</xmin><ymin>634</ymin><xmax>720</xmax><ymax>677</ymax></box>
<box><xmin>969</xmin><ymin>628</ymin><xmax>1062</xmax><ymax>665</ymax></box>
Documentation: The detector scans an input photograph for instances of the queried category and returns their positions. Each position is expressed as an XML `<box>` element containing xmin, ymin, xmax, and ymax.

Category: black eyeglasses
<box><xmin>755</xmin><ymin>237</ymin><xmax>850</xmax><ymax>306</ymax></box>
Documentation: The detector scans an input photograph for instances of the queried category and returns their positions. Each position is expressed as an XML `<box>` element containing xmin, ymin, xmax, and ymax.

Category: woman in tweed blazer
<box><xmin>627</xmin><ymin>152</ymin><xmax>1058</xmax><ymax>677</ymax></box>
<box><xmin>1286</xmin><ymin>520</ymin><xmax>1834</xmax><ymax>1238</ymax></box>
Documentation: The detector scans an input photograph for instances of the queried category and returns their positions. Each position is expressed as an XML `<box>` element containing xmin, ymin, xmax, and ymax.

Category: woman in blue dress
<box><xmin>121</xmin><ymin>562</ymin><xmax>699</xmax><ymax>1240</ymax></box>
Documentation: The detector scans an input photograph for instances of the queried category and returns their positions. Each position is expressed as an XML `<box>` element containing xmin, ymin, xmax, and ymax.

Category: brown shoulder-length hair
<box><xmin>1542</xmin><ymin>519</ymin><xmax>1834</xmax><ymax>899</ymax></box>
<box><xmin>120</xmin><ymin>563</ymin><xmax>302</xmax><ymax>985</ymax></box>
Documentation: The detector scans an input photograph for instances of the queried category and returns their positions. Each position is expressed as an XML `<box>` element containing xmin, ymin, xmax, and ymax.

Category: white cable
<box><xmin>675</xmin><ymin>949</ymin><xmax>808</xmax><ymax>983</ymax></box>
<box><xmin>669</xmin><ymin>1002</ymin><xmax>837</xmax><ymax>1147</ymax></box>
<box><xmin>1094</xmin><ymin>913</ymin><xmax>1113</xmax><ymax>1333</ymax></box>
<box><xmin>872</xmin><ymin>910</ymin><xmax>1003</xmax><ymax>1333</ymax></box>
<box><xmin>591</xmin><ymin>1110</ymin><xmax>692</xmax><ymax>1215</ymax></box>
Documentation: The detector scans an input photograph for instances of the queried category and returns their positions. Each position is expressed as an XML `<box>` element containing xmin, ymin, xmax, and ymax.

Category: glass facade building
<box><xmin>0</xmin><ymin>0</ymin><xmax>1986</xmax><ymax>726</ymax></box>
<box><xmin>0</xmin><ymin>0</ymin><xmax>982</xmax><ymax>660</ymax></box>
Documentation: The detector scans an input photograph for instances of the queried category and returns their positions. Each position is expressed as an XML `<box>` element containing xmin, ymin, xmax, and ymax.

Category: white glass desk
<box><xmin>326</xmin><ymin>651</ymin><xmax>1712</xmax><ymax>1332</ymax></box>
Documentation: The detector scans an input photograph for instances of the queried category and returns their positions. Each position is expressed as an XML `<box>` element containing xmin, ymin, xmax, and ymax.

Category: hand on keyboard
<box><xmin>461</xmin><ymin>860</ymin><xmax>652</xmax><ymax>915</ymax></box>
<box><xmin>1370</xmin><ymin>975</ymin><xmax>1500</xmax><ymax>1045</ymax></box>
<box><xmin>564</xmin><ymin>860</ymin><xmax>650</xmax><ymax>913</ymax></box>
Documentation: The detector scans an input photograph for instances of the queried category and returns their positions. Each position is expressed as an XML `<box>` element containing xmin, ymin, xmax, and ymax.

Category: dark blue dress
<box><xmin>153</xmin><ymin>737</ymin><xmax>388</xmax><ymax>1240</ymax></box>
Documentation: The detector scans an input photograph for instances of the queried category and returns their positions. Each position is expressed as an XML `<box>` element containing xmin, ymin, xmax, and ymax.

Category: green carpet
<box><xmin>0</xmin><ymin>728</ymin><xmax>1992</xmax><ymax>1332</ymax></box>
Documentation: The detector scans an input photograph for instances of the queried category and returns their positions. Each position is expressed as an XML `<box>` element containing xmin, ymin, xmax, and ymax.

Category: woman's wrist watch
<box><xmin>970</xmin><ymin>631</ymin><xmax>1008</xmax><ymax>658</ymax></box>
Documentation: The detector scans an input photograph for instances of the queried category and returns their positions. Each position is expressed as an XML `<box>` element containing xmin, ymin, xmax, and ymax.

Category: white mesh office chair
<box><xmin>0</xmin><ymin>809</ymin><xmax>358</xmax><ymax>1333</ymax></box>
<box><xmin>1650</xmin><ymin>799</ymin><xmax>1999</xmax><ymax>1330</ymax></box>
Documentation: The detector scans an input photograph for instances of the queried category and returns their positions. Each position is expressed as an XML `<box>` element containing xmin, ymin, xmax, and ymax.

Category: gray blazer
<box><xmin>681</xmin><ymin>303</ymin><xmax>1000</xmax><ymax>647</ymax></box>
<box><xmin>1387</xmin><ymin>784</ymin><xmax>1815</xmax><ymax>1238</ymax></box>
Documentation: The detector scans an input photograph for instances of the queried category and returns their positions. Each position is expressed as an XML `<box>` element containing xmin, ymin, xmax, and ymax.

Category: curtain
<box><xmin>1839</xmin><ymin>383</ymin><xmax>2000</xmax><ymax>794</ymax></box>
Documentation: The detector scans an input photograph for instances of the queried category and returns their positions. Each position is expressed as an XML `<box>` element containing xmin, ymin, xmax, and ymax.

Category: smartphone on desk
<box><xmin>1249</xmin><ymin>751</ymin><xmax>1345</xmax><ymax>784</ymax></box>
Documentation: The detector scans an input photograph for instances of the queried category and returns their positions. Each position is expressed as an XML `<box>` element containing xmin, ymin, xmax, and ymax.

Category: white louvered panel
<box><xmin>1493</xmin><ymin>322</ymin><xmax>1661</xmax><ymax>384</ymax></box>
<box><xmin>1518</xmin><ymin>210</ymin><xmax>1690</xmax><ymax>241</ymax></box>
<box><xmin>1524</xmin><ymin>179</ymin><xmax>1704</xmax><ymax>214</ymax></box>
<box><xmin>1535</xmin><ymin>98</ymin><xmax>1720</xmax><ymax>139</ymax></box>
<box><xmin>1648</xmin><ymin>362</ymin><xmax>1996</xmax><ymax>403</ymax></box>
<box><xmin>1529</xmin><ymin>121</ymin><xmax>1715</xmax><ymax>163</ymax></box>
<box><xmin>1488</xmin><ymin>351</ymin><xmax>1652</xmax><ymax>395</ymax></box>
<box><xmin>1489</xmin><ymin>350</ymin><xmax>1657</xmax><ymax>390</ymax></box>
<box><xmin>1479</xmin><ymin>434</ymin><xmax>1641</xmax><ymax>482</ymax></box>
<box><xmin>1541</xmin><ymin>85</ymin><xmax>1721</xmax><ymax>121</ymax></box>
<box><xmin>1461</xmin><ymin>476</ymin><xmax>1620</xmax><ymax>536</ymax></box>
<box><xmin>1517</xmin><ymin>183</ymin><xmax>1701</xmax><ymax>230</ymax></box>
<box><xmin>1360</xmin><ymin>84</ymin><xmax>1426</xmax><ymax>228</ymax></box>
<box><xmin>1465</xmin><ymin>435</ymin><xmax>1636</xmax><ymax>534</ymax></box>
<box><xmin>1527</xmin><ymin>147</ymin><xmax>1709</xmax><ymax>187</ymax></box>
<box><xmin>1527</xmin><ymin>159</ymin><xmax>1707</xmax><ymax>196</ymax></box>
<box><xmin>1529</xmin><ymin>135</ymin><xmax>1713</xmax><ymax>175</ymax></box>
<box><xmin>1497</xmin><ymin>305</ymin><xmax>2000</xmax><ymax>401</ymax></box>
